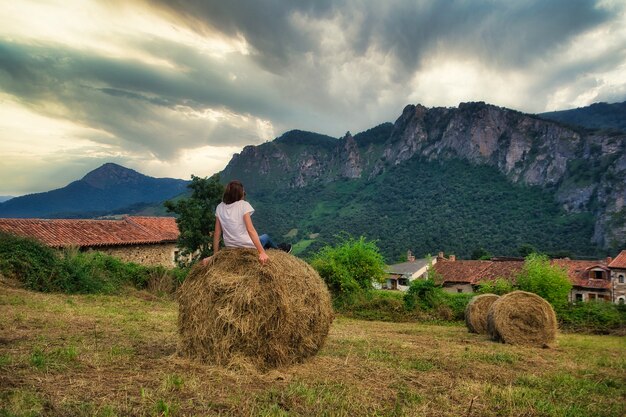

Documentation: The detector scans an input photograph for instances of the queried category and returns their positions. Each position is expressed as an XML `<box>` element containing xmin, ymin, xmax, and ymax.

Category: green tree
<box><xmin>310</xmin><ymin>236</ymin><xmax>386</xmax><ymax>300</ymax></box>
<box><xmin>164</xmin><ymin>174</ymin><xmax>224</xmax><ymax>262</ymax></box>
<box><xmin>403</xmin><ymin>278</ymin><xmax>446</xmax><ymax>311</ymax></box>
<box><xmin>518</xmin><ymin>243</ymin><xmax>538</xmax><ymax>258</ymax></box>
<box><xmin>516</xmin><ymin>253</ymin><xmax>572</xmax><ymax>310</ymax></box>
<box><xmin>476</xmin><ymin>278</ymin><xmax>514</xmax><ymax>295</ymax></box>
<box><xmin>471</xmin><ymin>247</ymin><xmax>492</xmax><ymax>260</ymax></box>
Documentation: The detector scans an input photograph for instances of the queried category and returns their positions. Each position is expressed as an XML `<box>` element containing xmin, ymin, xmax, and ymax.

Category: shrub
<box><xmin>403</xmin><ymin>279</ymin><xmax>446</xmax><ymax>311</ymax></box>
<box><xmin>0</xmin><ymin>233</ymin><xmax>63</xmax><ymax>291</ymax></box>
<box><xmin>0</xmin><ymin>233</ymin><xmax>186</xmax><ymax>294</ymax></box>
<box><xmin>476</xmin><ymin>278</ymin><xmax>514</xmax><ymax>295</ymax></box>
<box><xmin>516</xmin><ymin>253</ymin><xmax>572</xmax><ymax>311</ymax></box>
<box><xmin>310</xmin><ymin>236</ymin><xmax>386</xmax><ymax>301</ymax></box>
<box><xmin>558</xmin><ymin>301</ymin><xmax>626</xmax><ymax>334</ymax></box>
<box><xmin>404</xmin><ymin>279</ymin><xmax>472</xmax><ymax>321</ymax></box>
<box><xmin>444</xmin><ymin>292</ymin><xmax>473</xmax><ymax>320</ymax></box>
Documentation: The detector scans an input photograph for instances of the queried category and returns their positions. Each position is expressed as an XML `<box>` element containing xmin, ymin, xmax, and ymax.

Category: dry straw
<box><xmin>465</xmin><ymin>293</ymin><xmax>499</xmax><ymax>334</ymax></box>
<box><xmin>177</xmin><ymin>248</ymin><xmax>334</xmax><ymax>370</ymax></box>
<box><xmin>487</xmin><ymin>290</ymin><xmax>557</xmax><ymax>347</ymax></box>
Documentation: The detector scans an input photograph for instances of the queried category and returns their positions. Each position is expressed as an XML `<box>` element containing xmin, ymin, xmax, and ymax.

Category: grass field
<box><xmin>1</xmin><ymin>283</ymin><xmax>625</xmax><ymax>417</ymax></box>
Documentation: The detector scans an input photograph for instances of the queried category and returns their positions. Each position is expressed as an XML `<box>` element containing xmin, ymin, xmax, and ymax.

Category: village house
<box><xmin>433</xmin><ymin>251</ymin><xmax>625</xmax><ymax>303</ymax></box>
<box><xmin>433</xmin><ymin>253</ymin><xmax>522</xmax><ymax>294</ymax></box>
<box><xmin>383</xmin><ymin>250</ymin><xmax>434</xmax><ymax>290</ymax></box>
<box><xmin>552</xmin><ymin>258</ymin><xmax>612</xmax><ymax>303</ymax></box>
<box><xmin>609</xmin><ymin>250</ymin><xmax>626</xmax><ymax>304</ymax></box>
<box><xmin>0</xmin><ymin>216</ymin><xmax>180</xmax><ymax>268</ymax></box>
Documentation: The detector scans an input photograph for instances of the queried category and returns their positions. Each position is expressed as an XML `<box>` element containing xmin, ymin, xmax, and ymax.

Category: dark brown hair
<box><xmin>222</xmin><ymin>180</ymin><xmax>245</xmax><ymax>204</ymax></box>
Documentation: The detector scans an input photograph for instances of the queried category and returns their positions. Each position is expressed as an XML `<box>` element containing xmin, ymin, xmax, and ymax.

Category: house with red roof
<box><xmin>0</xmin><ymin>216</ymin><xmax>180</xmax><ymax>267</ymax></box>
<box><xmin>432</xmin><ymin>253</ymin><xmax>523</xmax><ymax>294</ymax></box>
<box><xmin>552</xmin><ymin>258</ymin><xmax>612</xmax><ymax>302</ymax></box>
<box><xmin>433</xmin><ymin>251</ymin><xmax>625</xmax><ymax>303</ymax></box>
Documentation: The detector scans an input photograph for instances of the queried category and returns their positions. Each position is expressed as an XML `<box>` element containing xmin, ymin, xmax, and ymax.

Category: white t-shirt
<box><xmin>215</xmin><ymin>200</ymin><xmax>256</xmax><ymax>248</ymax></box>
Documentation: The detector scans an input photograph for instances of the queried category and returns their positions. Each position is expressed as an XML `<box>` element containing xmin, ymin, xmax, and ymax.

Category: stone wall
<box><xmin>569</xmin><ymin>288</ymin><xmax>612</xmax><ymax>303</ymax></box>
<box><xmin>611</xmin><ymin>268</ymin><xmax>626</xmax><ymax>304</ymax></box>
<box><xmin>442</xmin><ymin>283</ymin><xmax>474</xmax><ymax>294</ymax></box>
<box><xmin>91</xmin><ymin>243</ymin><xmax>178</xmax><ymax>268</ymax></box>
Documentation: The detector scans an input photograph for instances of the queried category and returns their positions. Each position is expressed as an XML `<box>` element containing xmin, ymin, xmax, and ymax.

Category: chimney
<box><xmin>449</xmin><ymin>254</ymin><xmax>456</xmax><ymax>262</ymax></box>
<box><xmin>606</xmin><ymin>257</ymin><xmax>613</xmax><ymax>265</ymax></box>
<box><xmin>438</xmin><ymin>251</ymin><xmax>444</xmax><ymax>259</ymax></box>
<box><xmin>407</xmin><ymin>250</ymin><xmax>415</xmax><ymax>262</ymax></box>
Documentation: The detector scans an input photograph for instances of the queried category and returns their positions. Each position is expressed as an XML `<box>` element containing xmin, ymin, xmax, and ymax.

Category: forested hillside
<box><xmin>220</xmin><ymin>101</ymin><xmax>625</xmax><ymax>260</ymax></box>
<box><xmin>540</xmin><ymin>101</ymin><xmax>626</xmax><ymax>132</ymax></box>
<box><xmin>246</xmin><ymin>157</ymin><xmax>596</xmax><ymax>261</ymax></box>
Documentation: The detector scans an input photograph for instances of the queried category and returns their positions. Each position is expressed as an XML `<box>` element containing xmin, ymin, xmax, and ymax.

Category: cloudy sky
<box><xmin>1</xmin><ymin>0</ymin><xmax>625</xmax><ymax>196</ymax></box>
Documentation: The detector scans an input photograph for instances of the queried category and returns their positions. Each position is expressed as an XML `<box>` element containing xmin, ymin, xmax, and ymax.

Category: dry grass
<box><xmin>1</xmin><ymin>283</ymin><xmax>624</xmax><ymax>417</ymax></box>
<box><xmin>487</xmin><ymin>291</ymin><xmax>557</xmax><ymax>347</ymax></box>
<box><xmin>465</xmin><ymin>294</ymin><xmax>499</xmax><ymax>334</ymax></box>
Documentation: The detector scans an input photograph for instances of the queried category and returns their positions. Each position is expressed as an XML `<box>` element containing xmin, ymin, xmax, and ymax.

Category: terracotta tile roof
<box><xmin>433</xmin><ymin>260</ymin><xmax>492</xmax><ymax>284</ymax></box>
<box><xmin>552</xmin><ymin>259</ymin><xmax>611</xmax><ymax>290</ymax></box>
<box><xmin>0</xmin><ymin>216</ymin><xmax>179</xmax><ymax>248</ymax></box>
<box><xmin>434</xmin><ymin>257</ymin><xmax>611</xmax><ymax>290</ymax></box>
<box><xmin>123</xmin><ymin>216</ymin><xmax>179</xmax><ymax>241</ymax></box>
<box><xmin>479</xmin><ymin>261</ymin><xmax>524</xmax><ymax>283</ymax></box>
<box><xmin>608</xmin><ymin>250</ymin><xmax>626</xmax><ymax>269</ymax></box>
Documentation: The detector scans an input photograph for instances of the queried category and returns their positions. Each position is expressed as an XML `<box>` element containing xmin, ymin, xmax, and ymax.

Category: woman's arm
<box><xmin>213</xmin><ymin>217</ymin><xmax>222</xmax><ymax>255</ymax></box>
<box><xmin>243</xmin><ymin>213</ymin><xmax>269</xmax><ymax>264</ymax></box>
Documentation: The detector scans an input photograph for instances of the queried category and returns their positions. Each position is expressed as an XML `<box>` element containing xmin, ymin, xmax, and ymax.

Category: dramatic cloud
<box><xmin>0</xmin><ymin>0</ymin><xmax>625</xmax><ymax>195</ymax></box>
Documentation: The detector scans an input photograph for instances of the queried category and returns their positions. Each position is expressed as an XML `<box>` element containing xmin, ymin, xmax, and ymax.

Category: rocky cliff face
<box><xmin>222</xmin><ymin>102</ymin><xmax>626</xmax><ymax>250</ymax></box>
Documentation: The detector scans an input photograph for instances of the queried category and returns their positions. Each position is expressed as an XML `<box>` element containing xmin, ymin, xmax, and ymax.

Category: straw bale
<box><xmin>177</xmin><ymin>248</ymin><xmax>333</xmax><ymax>370</ymax></box>
<box><xmin>465</xmin><ymin>293</ymin><xmax>499</xmax><ymax>334</ymax></box>
<box><xmin>487</xmin><ymin>290</ymin><xmax>557</xmax><ymax>347</ymax></box>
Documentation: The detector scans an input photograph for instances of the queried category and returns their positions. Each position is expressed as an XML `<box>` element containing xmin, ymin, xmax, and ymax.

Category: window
<box><xmin>619</xmin><ymin>274</ymin><xmax>625</xmax><ymax>284</ymax></box>
<box><xmin>589</xmin><ymin>293</ymin><xmax>597</xmax><ymax>300</ymax></box>
<box><xmin>575</xmin><ymin>293</ymin><xmax>583</xmax><ymax>302</ymax></box>
<box><xmin>618</xmin><ymin>298</ymin><xmax>625</xmax><ymax>305</ymax></box>
<box><xmin>457</xmin><ymin>288</ymin><xmax>463</xmax><ymax>293</ymax></box>
<box><xmin>593</xmin><ymin>270</ymin><xmax>604</xmax><ymax>280</ymax></box>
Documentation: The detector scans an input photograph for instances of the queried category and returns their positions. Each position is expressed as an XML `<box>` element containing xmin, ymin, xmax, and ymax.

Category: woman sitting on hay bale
<box><xmin>180</xmin><ymin>180</ymin><xmax>332</xmax><ymax>369</ymax></box>
<box><xmin>203</xmin><ymin>180</ymin><xmax>291</xmax><ymax>266</ymax></box>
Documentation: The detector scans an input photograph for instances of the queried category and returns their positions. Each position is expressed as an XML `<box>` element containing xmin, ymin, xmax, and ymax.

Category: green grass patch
<box><xmin>291</xmin><ymin>239</ymin><xmax>315</xmax><ymax>255</ymax></box>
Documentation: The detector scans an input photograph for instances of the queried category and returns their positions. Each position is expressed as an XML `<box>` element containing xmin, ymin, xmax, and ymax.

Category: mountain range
<box><xmin>0</xmin><ymin>163</ymin><xmax>189</xmax><ymax>218</ymax></box>
<box><xmin>222</xmin><ymin>101</ymin><xmax>625</xmax><ymax>259</ymax></box>
<box><xmin>1</xmin><ymin>101</ymin><xmax>624</xmax><ymax>260</ymax></box>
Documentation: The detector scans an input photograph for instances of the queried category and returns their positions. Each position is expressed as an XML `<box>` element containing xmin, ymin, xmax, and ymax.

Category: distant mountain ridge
<box><xmin>0</xmin><ymin>196</ymin><xmax>13</xmax><ymax>203</ymax></box>
<box><xmin>222</xmin><ymin>101</ymin><xmax>626</xmax><ymax>256</ymax></box>
<box><xmin>0</xmin><ymin>163</ymin><xmax>189</xmax><ymax>218</ymax></box>
<box><xmin>539</xmin><ymin>101</ymin><xmax>626</xmax><ymax>132</ymax></box>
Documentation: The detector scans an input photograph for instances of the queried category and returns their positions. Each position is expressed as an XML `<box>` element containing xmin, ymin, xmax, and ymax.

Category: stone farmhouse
<box><xmin>0</xmin><ymin>216</ymin><xmax>180</xmax><ymax>268</ymax></box>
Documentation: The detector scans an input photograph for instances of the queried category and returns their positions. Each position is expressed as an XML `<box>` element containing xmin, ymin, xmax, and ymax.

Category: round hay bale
<box><xmin>487</xmin><ymin>290</ymin><xmax>557</xmax><ymax>347</ymax></box>
<box><xmin>177</xmin><ymin>248</ymin><xmax>334</xmax><ymax>370</ymax></box>
<box><xmin>465</xmin><ymin>293</ymin><xmax>500</xmax><ymax>334</ymax></box>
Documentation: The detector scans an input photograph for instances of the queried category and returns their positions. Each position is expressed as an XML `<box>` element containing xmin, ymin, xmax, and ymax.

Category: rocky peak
<box><xmin>81</xmin><ymin>163</ymin><xmax>146</xmax><ymax>189</ymax></box>
<box><xmin>221</xmin><ymin>102</ymin><xmax>626</xmax><ymax>250</ymax></box>
<box><xmin>339</xmin><ymin>132</ymin><xmax>362</xmax><ymax>179</ymax></box>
